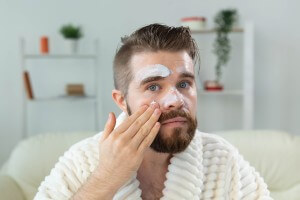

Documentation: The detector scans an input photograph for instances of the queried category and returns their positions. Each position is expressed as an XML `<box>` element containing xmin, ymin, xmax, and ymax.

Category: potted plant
<box><xmin>60</xmin><ymin>24</ymin><xmax>83</xmax><ymax>54</ymax></box>
<box><xmin>205</xmin><ymin>9</ymin><xmax>238</xmax><ymax>91</ymax></box>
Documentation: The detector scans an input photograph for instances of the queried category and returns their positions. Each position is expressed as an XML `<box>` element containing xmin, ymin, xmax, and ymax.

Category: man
<box><xmin>35</xmin><ymin>24</ymin><xmax>272</xmax><ymax>199</ymax></box>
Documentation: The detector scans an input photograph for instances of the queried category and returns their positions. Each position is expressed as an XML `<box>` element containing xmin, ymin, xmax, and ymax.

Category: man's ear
<box><xmin>112</xmin><ymin>89</ymin><xmax>127</xmax><ymax>113</ymax></box>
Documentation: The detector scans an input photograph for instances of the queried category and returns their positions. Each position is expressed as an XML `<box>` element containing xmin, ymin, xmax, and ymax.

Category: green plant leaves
<box><xmin>213</xmin><ymin>9</ymin><xmax>238</xmax><ymax>82</ymax></box>
<box><xmin>60</xmin><ymin>24</ymin><xmax>83</xmax><ymax>39</ymax></box>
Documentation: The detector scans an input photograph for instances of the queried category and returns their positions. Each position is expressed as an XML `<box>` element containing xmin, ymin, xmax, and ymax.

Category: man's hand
<box><xmin>72</xmin><ymin>102</ymin><xmax>161</xmax><ymax>200</ymax></box>
<box><xmin>96</xmin><ymin>102</ymin><xmax>161</xmax><ymax>191</ymax></box>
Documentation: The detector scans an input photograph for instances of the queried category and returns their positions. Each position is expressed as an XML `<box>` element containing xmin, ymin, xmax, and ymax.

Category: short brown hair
<box><xmin>113</xmin><ymin>23</ymin><xmax>199</xmax><ymax>97</ymax></box>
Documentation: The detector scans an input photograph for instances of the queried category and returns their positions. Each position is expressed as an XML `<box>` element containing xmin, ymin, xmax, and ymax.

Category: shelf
<box><xmin>21</xmin><ymin>38</ymin><xmax>101</xmax><ymax>138</ymax></box>
<box><xmin>191</xmin><ymin>27</ymin><xmax>244</xmax><ymax>34</ymax></box>
<box><xmin>28</xmin><ymin>95</ymin><xmax>97</xmax><ymax>102</ymax></box>
<box><xmin>197</xmin><ymin>89</ymin><xmax>244</xmax><ymax>96</ymax></box>
<box><xmin>24</xmin><ymin>54</ymin><xmax>97</xmax><ymax>59</ymax></box>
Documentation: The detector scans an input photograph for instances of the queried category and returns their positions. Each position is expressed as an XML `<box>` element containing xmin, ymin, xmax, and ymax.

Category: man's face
<box><xmin>126</xmin><ymin>50</ymin><xmax>198</xmax><ymax>153</ymax></box>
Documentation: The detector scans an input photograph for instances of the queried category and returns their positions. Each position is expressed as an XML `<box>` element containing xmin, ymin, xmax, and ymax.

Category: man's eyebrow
<box><xmin>139</xmin><ymin>72</ymin><xmax>195</xmax><ymax>87</ymax></box>
<box><xmin>179</xmin><ymin>71</ymin><xmax>195</xmax><ymax>80</ymax></box>
<box><xmin>139</xmin><ymin>76</ymin><xmax>166</xmax><ymax>87</ymax></box>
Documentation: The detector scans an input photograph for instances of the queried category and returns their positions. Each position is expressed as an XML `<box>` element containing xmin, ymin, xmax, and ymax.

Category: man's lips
<box><xmin>161</xmin><ymin>117</ymin><xmax>187</xmax><ymax>125</ymax></box>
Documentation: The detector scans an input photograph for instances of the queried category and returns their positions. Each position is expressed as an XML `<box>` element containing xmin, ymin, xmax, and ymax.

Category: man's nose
<box><xmin>160</xmin><ymin>88</ymin><xmax>184</xmax><ymax>110</ymax></box>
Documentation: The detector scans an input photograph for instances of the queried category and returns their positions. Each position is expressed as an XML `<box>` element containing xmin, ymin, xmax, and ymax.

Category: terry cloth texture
<box><xmin>35</xmin><ymin>112</ymin><xmax>272</xmax><ymax>200</ymax></box>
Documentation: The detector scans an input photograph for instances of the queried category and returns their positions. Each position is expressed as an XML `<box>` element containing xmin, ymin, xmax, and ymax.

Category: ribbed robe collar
<box><xmin>113</xmin><ymin>112</ymin><xmax>204</xmax><ymax>200</ymax></box>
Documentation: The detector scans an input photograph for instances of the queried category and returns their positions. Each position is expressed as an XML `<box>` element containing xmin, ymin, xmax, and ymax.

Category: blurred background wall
<box><xmin>0</xmin><ymin>0</ymin><xmax>299</xmax><ymax>166</ymax></box>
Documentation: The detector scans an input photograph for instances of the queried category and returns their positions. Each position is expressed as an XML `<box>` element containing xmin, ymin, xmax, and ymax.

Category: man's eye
<box><xmin>178</xmin><ymin>81</ymin><xmax>190</xmax><ymax>88</ymax></box>
<box><xmin>147</xmin><ymin>84</ymin><xmax>160</xmax><ymax>91</ymax></box>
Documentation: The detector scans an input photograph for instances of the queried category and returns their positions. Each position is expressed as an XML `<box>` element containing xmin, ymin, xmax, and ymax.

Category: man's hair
<box><xmin>113</xmin><ymin>23</ymin><xmax>199</xmax><ymax>97</ymax></box>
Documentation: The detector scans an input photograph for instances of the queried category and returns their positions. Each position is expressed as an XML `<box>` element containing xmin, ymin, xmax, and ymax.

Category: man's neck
<box><xmin>141</xmin><ymin>148</ymin><xmax>172</xmax><ymax>168</ymax></box>
<box><xmin>137</xmin><ymin>148</ymin><xmax>172</xmax><ymax>180</ymax></box>
<box><xmin>137</xmin><ymin>149</ymin><xmax>172</xmax><ymax>199</ymax></box>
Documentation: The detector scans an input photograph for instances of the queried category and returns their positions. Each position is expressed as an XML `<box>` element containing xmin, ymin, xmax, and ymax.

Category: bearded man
<box><xmin>35</xmin><ymin>23</ymin><xmax>272</xmax><ymax>200</ymax></box>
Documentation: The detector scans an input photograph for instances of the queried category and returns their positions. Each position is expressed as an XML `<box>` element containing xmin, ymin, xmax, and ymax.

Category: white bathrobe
<box><xmin>35</xmin><ymin>112</ymin><xmax>272</xmax><ymax>200</ymax></box>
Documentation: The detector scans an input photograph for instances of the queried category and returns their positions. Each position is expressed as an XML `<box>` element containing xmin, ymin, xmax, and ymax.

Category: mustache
<box><xmin>158</xmin><ymin>109</ymin><xmax>192</xmax><ymax>124</ymax></box>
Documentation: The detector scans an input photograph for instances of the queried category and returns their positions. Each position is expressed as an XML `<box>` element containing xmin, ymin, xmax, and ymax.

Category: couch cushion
<box><xmin>4</xmin><ymin>131</ymin><xmax>95</xmax><ymax>200</ymax></box>
<box><xmin>0</xmin><ymin>174</ymin><xmax>25</xmax><ymax>200</ymax></box>
<box><xmin>215</xmin><ymin>130</ymin><xmax>300</xmax><ymax>200</ymax></box>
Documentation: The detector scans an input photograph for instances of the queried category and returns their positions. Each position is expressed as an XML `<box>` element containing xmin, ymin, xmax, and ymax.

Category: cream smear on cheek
<box><xmin>150</xmin><ymin>88</ymin><xmax>185</xmax><ymax>110</ymax></box>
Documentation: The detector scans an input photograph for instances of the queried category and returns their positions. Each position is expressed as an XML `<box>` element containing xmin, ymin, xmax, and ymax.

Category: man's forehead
<box><xmin>135</xmin><ymin>63</ymin><xmax>193</xmax><ymax>79</ymax></box>
<box><xmin>130</xmin><ymin>51</ymin><xmax>194</xmax><ymax>73</ymax></box>
<box><xmin>132</xmin><ymin>61</ymin><xmax>194</xmax><ymax>76</ymax></box>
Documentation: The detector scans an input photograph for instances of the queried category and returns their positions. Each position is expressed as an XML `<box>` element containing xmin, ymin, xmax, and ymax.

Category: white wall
<box><xmin>1</xmin><ymin>0</ymin><xmax>299</xmax><ymax>165</ymax></box>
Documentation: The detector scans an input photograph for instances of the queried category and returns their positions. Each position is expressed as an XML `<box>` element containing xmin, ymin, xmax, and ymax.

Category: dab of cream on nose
<box><xmin>160</xmin><ymin>88</ymin><xmax>184</xmax><ymax>107</ymax></box>
<box><xmin>135</xmin><ymin>64</ymin><xmax>172</xmax><ymax>83</ymax></box>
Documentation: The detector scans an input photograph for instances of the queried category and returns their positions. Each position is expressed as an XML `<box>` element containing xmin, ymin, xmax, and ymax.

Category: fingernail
<box><xmin>142</xmin><ymin>105</ymin><xmax>148</xmax><ymax>109</ymax></box>
<box><xmin>150</xmin><ymin>101</ymin><xmax>157</xmax><ymax>108</ymax></box>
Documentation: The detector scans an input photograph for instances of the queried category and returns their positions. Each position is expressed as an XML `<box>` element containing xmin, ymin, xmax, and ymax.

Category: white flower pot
<box><xmin>65</xmin><ymin>39</ymin><xmax>79</xmax><ymax>54</ymax></box>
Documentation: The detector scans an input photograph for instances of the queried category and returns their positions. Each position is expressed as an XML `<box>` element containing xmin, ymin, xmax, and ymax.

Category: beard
<box><xmin>127</xmin><ymin>105</ymin><xmax>197</xmax><ymax>154</ymax></box>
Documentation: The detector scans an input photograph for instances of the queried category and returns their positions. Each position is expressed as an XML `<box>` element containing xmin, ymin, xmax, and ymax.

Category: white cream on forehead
<box><xmin>135</xmin><ymin>64</ymin><xmax>172</xmax><ymax>83</ymax></box>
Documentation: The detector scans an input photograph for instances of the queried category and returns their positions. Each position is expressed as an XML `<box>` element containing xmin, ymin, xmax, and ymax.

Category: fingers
<box><xmin>138</xmin><ymin>122</ymin><xmax>161</xmax><ymax>153</ymax></box>
<box><xmin>130</xmin><ymin>108</ymin><xmax>161</xmax><ymax>149</ymax></box>
<box><xmin>121</xmin><ymin>103</ymin><xmax>160</xmax><ymax>140</ymax></box>
<box><xmin>101</xmin><ymin>112</ymin><xmax>116</xmax><ymax>141</ymax></box>
<box><xmin>112</xmin><ymin>105</ymin><xmax>148</xmax><ymax>135</ymax></box>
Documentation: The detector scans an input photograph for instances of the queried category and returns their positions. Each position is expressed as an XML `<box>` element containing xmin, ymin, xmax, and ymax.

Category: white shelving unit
<box><xmin>192</xmin><ymin>22</ymin><xmax>254</xmax><ymax>130</ymax></box>
<box><xmin>20</xmin><ymin>38</ymin><xmax>100</xmax><ymax>138</ymax></box>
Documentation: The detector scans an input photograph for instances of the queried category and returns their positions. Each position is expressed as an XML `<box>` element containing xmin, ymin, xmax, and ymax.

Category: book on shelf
<box><xmin>23</xmin><ymin>71</ymin><xmax>34</xmax><ymax>100</ymax></box>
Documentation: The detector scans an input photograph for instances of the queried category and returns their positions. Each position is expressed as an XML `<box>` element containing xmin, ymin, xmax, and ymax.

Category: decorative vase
<box><xmin>65</xmin><ymin>39</ymin><xmax>78</xmax><ymax>54</ymax></box>
<box><xmin>204</xmin><ymin>80</ymin><xmax>224</xmax><ymax>91</ymax></box>
<box><xmin>40</xmin><ymin>36</ymin><xmax>49</xmax><ymax>54</ymax></box>
<box><xmin>181</xmin><ymin>17</ymin><xmax>206</xmax><ymax>31</ymax></box>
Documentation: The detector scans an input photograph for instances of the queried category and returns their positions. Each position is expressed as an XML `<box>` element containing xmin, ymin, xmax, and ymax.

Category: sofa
<box><xmin>0</xmin><ymin>132</ymin><xmax>96</xmax><ymax>200</ymax></box>
<box><xmin>0</xmin><ymin>130</ymin><xmax>299</xmax><ymax>200</ymax></box>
